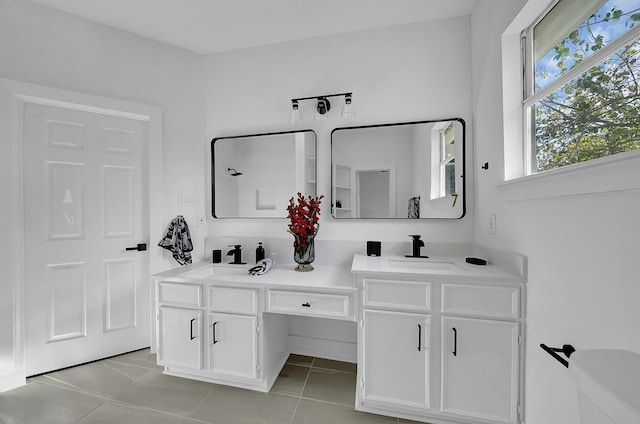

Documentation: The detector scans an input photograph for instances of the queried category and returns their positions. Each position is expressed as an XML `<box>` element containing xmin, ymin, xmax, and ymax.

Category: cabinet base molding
<box><xmin>288</xmin><ymin>335</ymin><xmax>357</xmax><ymax>363</ymax></box>
<box><xmin>163</xmin><ymin>351</ymin><xmax>288</xmax><ymax>393</ymax></box>
<box><xmin>357</xmin><ymin>402</ymin><xmax>512</xmax><ymax>424</ymax></box>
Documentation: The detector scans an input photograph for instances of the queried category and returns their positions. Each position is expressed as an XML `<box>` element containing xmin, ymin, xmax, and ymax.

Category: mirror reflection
<box><xmin>212</xmin><ymin>130</ymin><xmax>316</xmax><ymax>218</ymax></box>
<box><xmin>331</xmin><ymin>119</ymin><xmax>465</xmax><ymax>219</ymax></box>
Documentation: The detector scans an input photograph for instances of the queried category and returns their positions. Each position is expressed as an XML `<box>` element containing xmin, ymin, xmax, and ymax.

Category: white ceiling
<box><xmin>24</xmin><ymin>0</ymin><xmax>478</xmax><ymax>55</ymax></box>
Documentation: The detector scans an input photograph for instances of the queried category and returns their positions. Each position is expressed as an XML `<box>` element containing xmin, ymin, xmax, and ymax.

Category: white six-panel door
<box><xmin>23</xmin><ymin>102</ymin><xmax>149</xmax><ymax>376</ymax></box>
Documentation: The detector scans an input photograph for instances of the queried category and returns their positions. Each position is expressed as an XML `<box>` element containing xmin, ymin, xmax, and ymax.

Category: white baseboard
<box><xmin>288</xmin><ymin>334</ymin><xmax>357</xmax><ymax>363</ymax></box>
<box><xmin>0</xmin><ymin>369</ymin><xmax>25</xmax><ymax>393</ymax></box>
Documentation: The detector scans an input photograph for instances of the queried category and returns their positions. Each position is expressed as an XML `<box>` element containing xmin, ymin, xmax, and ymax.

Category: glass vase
<box><xmin>293</xmin><ymin>236</ymin><xmax>315</xmax><ymax>272</ymax></box>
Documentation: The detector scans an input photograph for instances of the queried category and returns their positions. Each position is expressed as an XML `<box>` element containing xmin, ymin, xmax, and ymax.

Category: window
<box><xmin>430</xmin><ymin>121</ymin><xmax>456</xmax><ymax>199</ymax></box>
<box><xmin>440</xmin><ymin>124</ymin><xmax>456</xmax><ymax>197</ymax></box>
<box><xmin>523</xmin><ymin>0</ymin><xmax>640</xmax><ymax>174</ymax></box>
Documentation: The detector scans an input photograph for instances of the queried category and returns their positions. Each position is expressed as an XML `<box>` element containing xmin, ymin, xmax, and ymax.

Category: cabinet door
<box><xmin>441</xmin><ymin>317</ymin><xmax>519</xmax><ymax>423</ymax></box>
<box><xmin>157</xmin><ymin>306</ymin><xmax>203</xmax><ymax>370</ymax></box>
<box><xmin>209</xmin><ymin>313</ymin><xmax>258</xmax><ymax>380</ymax></box>
<box><xmin>362</xmin><ymin>309</ymin><xmax>430</xmax><ymax>409</ymax></box>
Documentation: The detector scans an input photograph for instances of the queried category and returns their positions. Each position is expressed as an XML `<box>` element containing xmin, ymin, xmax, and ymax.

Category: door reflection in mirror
<box><xmin>331</xmin><ymin>119</ymin><xmax>465</xmax><ymax>219</ymax></box>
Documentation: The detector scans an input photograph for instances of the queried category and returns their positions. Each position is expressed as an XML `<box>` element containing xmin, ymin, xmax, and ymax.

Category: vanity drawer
<box><xmin>157</xmin><ymin>282</ymin><xmax>202</xmax><ymax>308</ymax></box>
<box><xmin>363</xmin><ymin>278</ymin><xmax>431</xmax><ymax>311</ymax></box>
<box><xmin>267</xmin><ymin>289</ymin><xmax>352</xmax><ymax>320</ymax></box>
<box><xmin>441</xmin><ymin>284</ymin><xmax>519</xmax><ymax>319</ymax></box>
<box><xmin>208</xmin><ymin>286</ymin><xmax>258</xmax><ymax>314</ymax></box>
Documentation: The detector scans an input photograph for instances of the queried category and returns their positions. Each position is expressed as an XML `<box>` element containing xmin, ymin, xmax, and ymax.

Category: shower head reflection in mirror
<box><xmin>212</xmin><ymin>130</ymin><xmax>317</xmax><ymax>218</ymax></box>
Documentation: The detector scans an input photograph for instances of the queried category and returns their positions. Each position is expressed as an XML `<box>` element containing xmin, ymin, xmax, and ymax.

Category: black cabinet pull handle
<box><xmin>126</xmin><ymin>243</ymin><xmax>147</xmax><ymax>251</ymax></box>
<box><xmin>190</xmin><ymin>318</ymin><xmax>196</xmax><ymax>340</ymax></box>
<box><xmin>301</xmin><ymin>303</ymin><xmax>311</xmax><ymax>307</ymax></box>
<box><xmin>452</xmin><ymin>327</ymin><xmax>457</xmax><ymax>356</ymax></box>
<box><xmin>417</xmin><ymin>324</ymin><xmax>422</xmax><ymax>352</ymax></box>
<box><xmin>212</xmin><ymin>322</ymin><xmax>218</xmax><ymax>344</ymax></box>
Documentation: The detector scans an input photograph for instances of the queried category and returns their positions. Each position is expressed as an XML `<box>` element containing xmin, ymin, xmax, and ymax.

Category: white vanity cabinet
<box><xmin>207</xmin><ymin>286</ymin><xmax>260</xmax><ymax>380</ymax></box>
<box><xmin>152</xmin><ymin>263</ymin><xmax>356</xmax><ymax>393</ymax></box>
<box><xmin>154</xmin><ymin>279</ymin><xmax>284</xmax><ymax>392</ymax></box>
<box><xmin>441</xmin><ymin>316</ymin><xmax>519</xmax><ymax>422</ymax></box>
<box><xmin>156</xmin><ymin>282</ymin><xmax>204</xmax><ymax>371</ymax></box>
<box><xmin>208</xmin><ymin>312</ymin><xmax>259</xmax><ymax>379</ymax></box>
<box><xmin>440</xmin><ymin>284</ymin><xmax>521</xmax><ymax>423</ymax></box>
<box><xmin>158</xmin><ymin>307</ymin><xmax>203</xmax><ymax>370</ymax></box>
<box><xmin>362</xmin><ymin>309</ymin><xmax>430</xmax><ymax>409</ymax></box>
<box><xmin>354</xmin><ymin>260</ymin><xmax>525</xmax><ymax>424</ymax></box>
<box><xmin>360</xmin><ymin>278</ymin><xmax>432</xmax><ymax>410</ymax></box>
<box><xmin>267</xmin><ymin>289</ymin><xmax>353</xmax><ymax>320</ymax></box>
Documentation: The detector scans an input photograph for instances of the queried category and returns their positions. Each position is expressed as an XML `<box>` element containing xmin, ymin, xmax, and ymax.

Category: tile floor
<box><xmin>0</xmin><ymin>349</ymin><xmax>422</xmax><ymax>424</ymax></box>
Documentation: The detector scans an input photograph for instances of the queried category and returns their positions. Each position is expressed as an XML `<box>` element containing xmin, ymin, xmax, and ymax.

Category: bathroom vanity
<box><xmin>352</xmin><ymin>254</ymin><xmax>525</xmax><ymax>424</ymax></box>
<box><xmin>152</xmin><ymin>262</ymin><xmax>356</xmax><ymax>392</ymax></box>
<box><xmin>152</xmin><ymin>248</ymin><xmax>525</xmax><ymax>424</ymax></box>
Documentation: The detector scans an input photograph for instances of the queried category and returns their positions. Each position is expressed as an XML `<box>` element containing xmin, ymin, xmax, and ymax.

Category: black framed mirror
<box><xmin>212</xmin><ymin>130</ymin><xmax>317</xmax><ymax>218</ymax></box>
<box><xmin>331</xmin><ymin>118</ymin><xmax>465</xmax><ymax>219</ymax></box>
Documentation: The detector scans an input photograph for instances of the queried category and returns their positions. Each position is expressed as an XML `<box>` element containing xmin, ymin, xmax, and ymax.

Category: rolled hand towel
<box><xmin>248</xmin><ymin>258</ymin><xmax>276</xmax><ymax>276</ymax></box>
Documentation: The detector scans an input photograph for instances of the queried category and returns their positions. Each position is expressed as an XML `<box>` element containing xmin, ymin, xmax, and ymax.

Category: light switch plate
<box><xmin>178</xmin><ymin>192</ymin><xmax>197</xmax><ymax>206</ymax></box>
<box><xmin>488</xmin><ymin>213</ymin><xmax>497</xmax><ymax>234</ymax></box>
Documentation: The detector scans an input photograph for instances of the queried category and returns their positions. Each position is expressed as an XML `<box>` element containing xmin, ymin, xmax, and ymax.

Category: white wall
<box><xmin>204</xmin><ymin>16</ymin><xmax>475</xmax><ymax>243</ymax></box>
<box><xmin>413</xmin><ymin>124</ymin><xmax>431</xmax><ymax>203</ymax></box>
<box><xmin>6</xmin><ymin>4</ymin><xmax>613</xmax><ymax>422</ymax></box>
<box><xmin>6</xmin><ymin>2</ymin><xmax>635</xmax><ymax>421</ymax></box>
<box><xmin>236</xmin><ymin>136</ymin><xmax>296</xmax><ymax>216</ymax></box>
<box><xmin>203</xmin><ymin>15</ymin><xmax>475</xmax><ymax>365</ymax></box>
<box><xmin>471</xmin><ymin>1</ymin><xmax>640</xmax><ymax>423</ymax></box>
<box><xmin>0</xmin><ymin>0</ymin><xmax>208</xmax><ymax>270</ymax></box>
<box><xmin>0</xmin><ymin>0</ymin><xmax>206</xmax><ymax>384</ymax></box>
<box><xmin>213</xmin><ymin>139</ymin><xmax>240</xmax><ymax>217</ymax></box>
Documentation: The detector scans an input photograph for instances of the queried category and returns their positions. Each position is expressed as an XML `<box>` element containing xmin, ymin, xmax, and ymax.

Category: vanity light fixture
<box><xmin>289</xmin><ymin>92</ymin><xmax>356</xmax><ymax>123</ymax></box>
<box><xmin>289</xmin><ymin>100</ymin><xmax>303</xmax><ymax>123</ymax></box>
<box><xmin>314</xmin><ymin>97</ymin><xmax>330</xmax><ymax>121</ymax></box>
<box><xmin>341</xmin><ymin>93</ymin><xmax>357</xmax><ymax>119</ymax></box>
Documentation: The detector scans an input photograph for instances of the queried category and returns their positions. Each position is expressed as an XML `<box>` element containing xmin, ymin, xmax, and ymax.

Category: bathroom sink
<box><xmin>387</xmin><ymin>258</ymin><xmax>462</xmax><ymax>271</ymax></box>
<box><xmin>181</xmin><ymin>265</ymin><xmax>249</xmax><ymax>279</ymax></box>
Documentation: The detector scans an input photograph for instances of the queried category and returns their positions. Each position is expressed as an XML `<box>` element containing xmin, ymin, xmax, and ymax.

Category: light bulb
<box><xmin>341</xmin><ymin>94</ymin><xmax>356</xmax><ymax>119</ymax></box>
<box><xmin>314</xmin><ymin>97</ymin><xmax>330</xmax><ymax>121</ymax></box>
<box><xmin>289</xmin><ymin>100</ymin><xmax>303</xmax><ymax>123</ymax></box>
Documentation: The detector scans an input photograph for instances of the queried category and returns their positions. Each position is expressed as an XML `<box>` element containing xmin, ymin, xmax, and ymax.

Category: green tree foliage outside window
<box><xmin>532</xmin><ymin>0</ymin><xmax>640</xmax><ymax>172</ymax></box>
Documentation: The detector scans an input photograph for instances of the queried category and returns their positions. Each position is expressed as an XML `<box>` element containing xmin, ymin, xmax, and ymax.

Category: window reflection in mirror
<box><xmin>212</xmin><ymin>130</ymin><xmax>317</xmax><ymax>218</ymax></box>
<box><xmin>331</xmin><ymin>119</ymin><xmax>465</xmax><ymax>219</ymax></box>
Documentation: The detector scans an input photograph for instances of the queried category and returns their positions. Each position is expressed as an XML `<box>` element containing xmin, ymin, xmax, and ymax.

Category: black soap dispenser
<box><xmin>256</xmin><ymin>242</ymin><xmax>265</xmax><ymax>263</ymax></box>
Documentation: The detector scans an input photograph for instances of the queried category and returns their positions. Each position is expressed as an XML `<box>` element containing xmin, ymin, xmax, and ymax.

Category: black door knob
<box><xmin>125</xmin><ymin>243</ymin><xmax>147</xmax><ymax>251</ymax></box>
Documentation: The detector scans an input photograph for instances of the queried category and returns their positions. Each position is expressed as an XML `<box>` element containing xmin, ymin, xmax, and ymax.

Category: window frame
<box><xmin>439</xmin><ymin>123</ymin><xmax>456</xmax><ymax>197</ymax></box>
<box><xmin>521</xmin><ymin>0</ymin><xmax>640</xmax><ymax>175</ymax></box>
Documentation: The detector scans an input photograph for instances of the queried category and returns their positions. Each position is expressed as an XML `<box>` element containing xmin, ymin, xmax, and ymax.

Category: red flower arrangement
<box><xmin>287</xmin><ymin>192</ymin><xmax>325</xmax><ymax>255</ymax></box>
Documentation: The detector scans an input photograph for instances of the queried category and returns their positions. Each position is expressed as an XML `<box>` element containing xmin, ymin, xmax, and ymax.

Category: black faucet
<box><xmin>406</xmin><ymin>235</ymin><xmax>428</xmax><ymax>258</ymax></box>
<box><xmin>226</xmin><ymin>245</ymin><xmax>246</xmax><ymax>264</ymax></box>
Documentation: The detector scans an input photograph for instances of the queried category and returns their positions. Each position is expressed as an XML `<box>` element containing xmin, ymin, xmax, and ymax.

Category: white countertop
<box><xmin>153</xmin><ymin>251</ymin><xmax>523</xmax><ymax>290</ymax></box>
<box><xmin>351</xmin><ymin>254</ymin><xmax>522</xmax><ymax>281</ymax></box>
<box><xmin>153</xmin><ymin>260</ymin><xmax>355</xmax><ymax>291</ymax></box>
